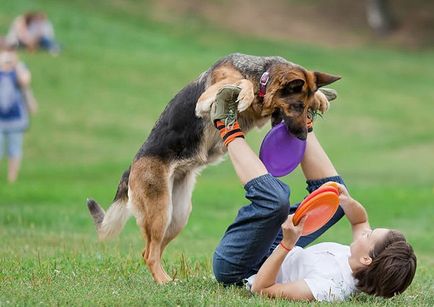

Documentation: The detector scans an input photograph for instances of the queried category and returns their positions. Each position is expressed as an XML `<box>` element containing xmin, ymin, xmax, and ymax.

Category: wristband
<box><xmin>280</xmin><ymin>242</ymin><xmax>292</xmax><ymax>252</ymax></box>
<box><xmin>215</xmin><ymin>120</ymin><xmax>245</xmax><ymax>146</ymax></box>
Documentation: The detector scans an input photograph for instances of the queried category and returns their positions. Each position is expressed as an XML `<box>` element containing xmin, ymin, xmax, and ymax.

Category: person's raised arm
<box><xmin>335</xmin><ymin>184</ymin><xmax>371</xmax><ymax>241</ymax></box>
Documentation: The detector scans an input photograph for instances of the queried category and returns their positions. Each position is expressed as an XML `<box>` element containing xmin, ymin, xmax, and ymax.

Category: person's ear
<box><xmin>359</xmin><ymin>255</ymin><xmax>372</xmax><ymax>266</ymax></box>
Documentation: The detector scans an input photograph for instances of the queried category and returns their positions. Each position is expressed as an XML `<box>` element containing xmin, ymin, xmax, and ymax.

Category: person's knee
<box><xmin>214</xmin><ymin>269</ymin><xmax>238</xmax><ymax>285</ymax></box>
<box><xmin>213</xmin><ymin>253</ymin><xmax>245</xmax><ymax>285</ymax></box>
<box><xmin>306</xmin><ymin>175</ymin><xmax>346</xmax><ymax>194</ymax></box>
<box><xmin>273</xmin><ymin>184</ymin><xmax>290</xmax><ymax>220</ymax></box>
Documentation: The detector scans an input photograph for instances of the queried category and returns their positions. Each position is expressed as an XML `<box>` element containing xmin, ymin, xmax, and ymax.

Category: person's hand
<box><xmin>324</xmin><ymin>182</ymin><xmax>353</xmax><ymax>207</ymax></box>
<box><xmin>281</xmin><ymin>214</ymin><xmax>306</xmax><ymax>248</ymax></box>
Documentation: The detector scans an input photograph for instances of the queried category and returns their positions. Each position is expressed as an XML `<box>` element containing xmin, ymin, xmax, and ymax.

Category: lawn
<box><xmin>0</xmin><ymin>0</ymin><xmax>433</xmax><ymax>305</ymax></box>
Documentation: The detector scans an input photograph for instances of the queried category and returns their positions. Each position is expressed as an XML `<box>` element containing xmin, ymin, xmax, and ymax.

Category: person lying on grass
<box><xmin>209</xmin><ymin>86</ymin><xmax>416</xmax><ymax>302</ymax></box>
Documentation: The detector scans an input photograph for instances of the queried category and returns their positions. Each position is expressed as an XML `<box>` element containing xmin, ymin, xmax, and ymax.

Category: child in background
<box><xmin>0</xmin><ymin>39</ymin><xmax>37</xmax><ymax>183</ymax></box>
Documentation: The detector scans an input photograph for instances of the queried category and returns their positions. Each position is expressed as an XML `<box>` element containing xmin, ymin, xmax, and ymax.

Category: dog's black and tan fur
<box><xmin>87</xmin><ymin>53</ymin><xmax>340</xmax><ymax>283</ymax></box>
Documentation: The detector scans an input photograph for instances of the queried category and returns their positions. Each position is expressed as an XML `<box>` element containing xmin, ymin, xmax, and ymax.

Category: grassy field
<box><xmin>1</xmin><ymin>0</ymin><xmax>433</xmax><ymax>305</ymax></box>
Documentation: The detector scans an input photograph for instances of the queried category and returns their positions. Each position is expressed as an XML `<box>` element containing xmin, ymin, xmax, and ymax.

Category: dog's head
<box><xmin>261</xmin><ymin>64</ymin><xmax>340</xmax><ymax>140</ymax></box>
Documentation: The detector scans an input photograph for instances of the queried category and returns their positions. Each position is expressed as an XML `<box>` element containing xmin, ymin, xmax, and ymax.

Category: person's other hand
<box><xmin>281</xmin><ymin>214</ymin><xmax>306</xmax><ymax>248</ymax></box>
<box><xmin>332</xmin><ymin>182</ymin><xmax>353</xmax><ymax>207</ymax></box>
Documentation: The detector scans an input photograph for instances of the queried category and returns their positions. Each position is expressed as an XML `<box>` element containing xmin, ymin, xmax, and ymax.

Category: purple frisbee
<box><xmin>259</xmin><ymin>123</ymin><xmax>306</xmax><ymax>177</ymax></box>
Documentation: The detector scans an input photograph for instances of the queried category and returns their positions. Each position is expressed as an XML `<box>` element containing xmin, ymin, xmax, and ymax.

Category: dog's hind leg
<box><xmin>160</xmin><ymin>170</ymin><xmax>197</xmax><ymax>258</ymax></box>
<box><xmin>142</xmin><ymin>204</ymin><xmax>172</xmax><ymax>284</ymax></box>
<box><xmin>129</xmin><ymin>157</ymin><xmax>173</xmax><ymax>284</ymax></box>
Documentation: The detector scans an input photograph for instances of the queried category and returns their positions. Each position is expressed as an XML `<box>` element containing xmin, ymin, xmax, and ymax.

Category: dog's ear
<box><xmin>314</xmin><ymin>72</ymin><xmax>341</xmax><ymax>88</ymax></box>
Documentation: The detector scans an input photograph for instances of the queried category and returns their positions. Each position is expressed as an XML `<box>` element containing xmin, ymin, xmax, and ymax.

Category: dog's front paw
<box><xmin>195</xmin><ymin>98</ymin><xmax>214</xmax><ymax>118</ymax></box>
<box><xmin>313</xmin><ymin>90</ymin><xmax>330</xmax><ymax>114</ymax></box>
<box><xmin>236</xmin><ymin>86</ymin><xmax>254</xmax><ymax>113</ymax></box>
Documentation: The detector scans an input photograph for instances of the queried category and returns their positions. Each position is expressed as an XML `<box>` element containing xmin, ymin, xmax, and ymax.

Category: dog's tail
<box><xmin>87</xmin><ymin>168</ymin><xmax>131</xmax><ymax>241</ymax></box>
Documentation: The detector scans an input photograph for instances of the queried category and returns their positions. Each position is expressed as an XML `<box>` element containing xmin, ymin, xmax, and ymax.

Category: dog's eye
<box><xmin>289</xmin><ymin>84</ymin><xmax>303</xmax><ymax>93</ymax></box>
<box><xmin>279</xmin><ymin>84</ymin><xmax>303</xmax><ymax>97</ymax></box>
<box><xmin>279</xmin><ymin>87</ymin><xmax>291</xmax><ymax>97</ymax></box>
<box><xmin>279</xmin><ymin>87</ymin><xmax>298</xmax><ymax>97</ymax></box>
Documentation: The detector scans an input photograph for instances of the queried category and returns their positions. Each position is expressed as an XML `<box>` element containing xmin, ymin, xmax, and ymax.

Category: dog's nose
<box><xmin>285</xmin><ymin>124</ymin><xmax>307</xmax><ymax>141</ymax></box>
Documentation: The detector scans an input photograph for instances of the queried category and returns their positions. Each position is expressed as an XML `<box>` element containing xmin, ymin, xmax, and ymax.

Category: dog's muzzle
<box><xmin>282</xmin><ymin>116</ymin><xmax>308</xmax><ymax>141</ymax></box>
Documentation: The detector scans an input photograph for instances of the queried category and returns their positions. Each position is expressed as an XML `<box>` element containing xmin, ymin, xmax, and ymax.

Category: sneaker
<box><xmin>210</xmin><ymin>85</ymin><xmax>241</xmax><ymax>128</ymax></box>
<box><xmin>319</xmin><ymin>88</ymin><xmax>337</xmax><ymax>102</ymax></box>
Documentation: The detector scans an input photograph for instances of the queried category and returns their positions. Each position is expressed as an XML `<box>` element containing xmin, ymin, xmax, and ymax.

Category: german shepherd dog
<box><xmin>87</xmin><ymin>53</ymin><xmax>340</xmax><ymax>284</ymax></box>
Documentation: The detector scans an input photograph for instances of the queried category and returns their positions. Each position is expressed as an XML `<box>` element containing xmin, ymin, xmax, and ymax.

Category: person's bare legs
<box><xmin>8</xmin><ymin>157</ymin><xmax>21</xmax><ymax>183</ymax></box>
<box><xmin>5</xmin><ymin>131</ymin><xmax>24</xmax><ymax>183</ymax></box>
<box><xmin>226</xmin><ymin>130</ymin><xmax>340</xmax><ymax>189</ymax></box>
<box><xmin>301</xmin><ymin>131</ymin><xmax>338</xmax><ymax>181</ymax></box>
<box><xmin>227</xmin><ymin>138</ymin><xmax>268</xmax><ymax>185</ymax></box>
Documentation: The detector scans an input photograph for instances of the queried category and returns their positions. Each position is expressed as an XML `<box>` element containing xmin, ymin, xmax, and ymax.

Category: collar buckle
<box><xmin>258</xmin><ymin>71</ymin><xmax>270</xmax><ymax>97</ymax></box>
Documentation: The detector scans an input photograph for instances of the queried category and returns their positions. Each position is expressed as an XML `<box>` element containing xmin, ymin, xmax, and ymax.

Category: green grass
<box><xmin>1</xmin><ymin>0</ymin><xmax>433</xmax><ymax>305</ymax></box>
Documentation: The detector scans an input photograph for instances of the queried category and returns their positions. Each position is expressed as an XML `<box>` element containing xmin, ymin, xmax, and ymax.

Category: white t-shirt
<box><xmin>246</xmin><ymin>242</ymin><xmax>357</xmax><ymax>302</ymax></box>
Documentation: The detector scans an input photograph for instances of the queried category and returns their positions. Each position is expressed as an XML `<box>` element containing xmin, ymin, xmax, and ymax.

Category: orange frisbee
<box><xmin>323</xmin><ymin>181</ymin><xmax>340</xmax><ymax>191</ymax></box>
<box><xmin>293</xmin><ymin>190</ymin><xmax>340</xmax><ymax>236</ymax></box>
<box><xmin>302</xmin><ymin>185</ymin><xmax>339</xmax><ymax>205</ymax></box>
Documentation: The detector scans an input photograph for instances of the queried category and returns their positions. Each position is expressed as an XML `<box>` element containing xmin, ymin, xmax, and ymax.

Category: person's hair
<box><xmin>353</xmin><ymin>230</ymin><xmax>417</xmax><ymax>298</ymax></box>
<box><xmin>0</xmin><ymin>38</ymin><xmax>14</xmax><ymax>51</ymax></box>
<box><xmin>24</xmin><ymin>11</ymin><xmax>47</xmax><ymax>25</ymax></box>
<box><xmin>0</xmin><ymin>38</ymin><xmax>16</xmax><ymax>52</ymax></box>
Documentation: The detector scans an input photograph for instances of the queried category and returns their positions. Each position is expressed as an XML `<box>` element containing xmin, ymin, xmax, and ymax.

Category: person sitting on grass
<box><xmin>209</xmin><ymin>85</ymin><xmax>416</xmax><ymax>302</ymax></box>
<box><xmin>5</xmin><ymin>11</ymin><xmax>60</xmax><ymax>55</ymax></box>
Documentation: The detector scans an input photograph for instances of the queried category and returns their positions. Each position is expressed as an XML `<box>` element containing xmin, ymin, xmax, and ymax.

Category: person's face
<box><xmin>350</xmin><ymin>228</ymin><xmax>390</xmax><ymax>265</ymax></box>
<box><xmin>0</xmin><ymin>50</ymin><xmax>17</xmax><ymax>70</ymax></box>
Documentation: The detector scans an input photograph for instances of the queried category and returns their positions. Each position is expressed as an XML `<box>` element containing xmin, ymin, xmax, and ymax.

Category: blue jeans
<box><xmin>18</xmin><ymin>37</ymin><xmax>60</xmax><ymax>53</ymax></box>
<box><xmin>0</xmin><ymin>131</ymin><xmax>24</xmax><ymax>159</ymax></box>
<box><xmin>39</xmin><ymin>37</ymin><xmax>60</xmax><ymax>53</ymax></box>
<box><xmin>213</xmin><ymin>174</ymin><xmax>345</xmax><ymax>285</ymax></box>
